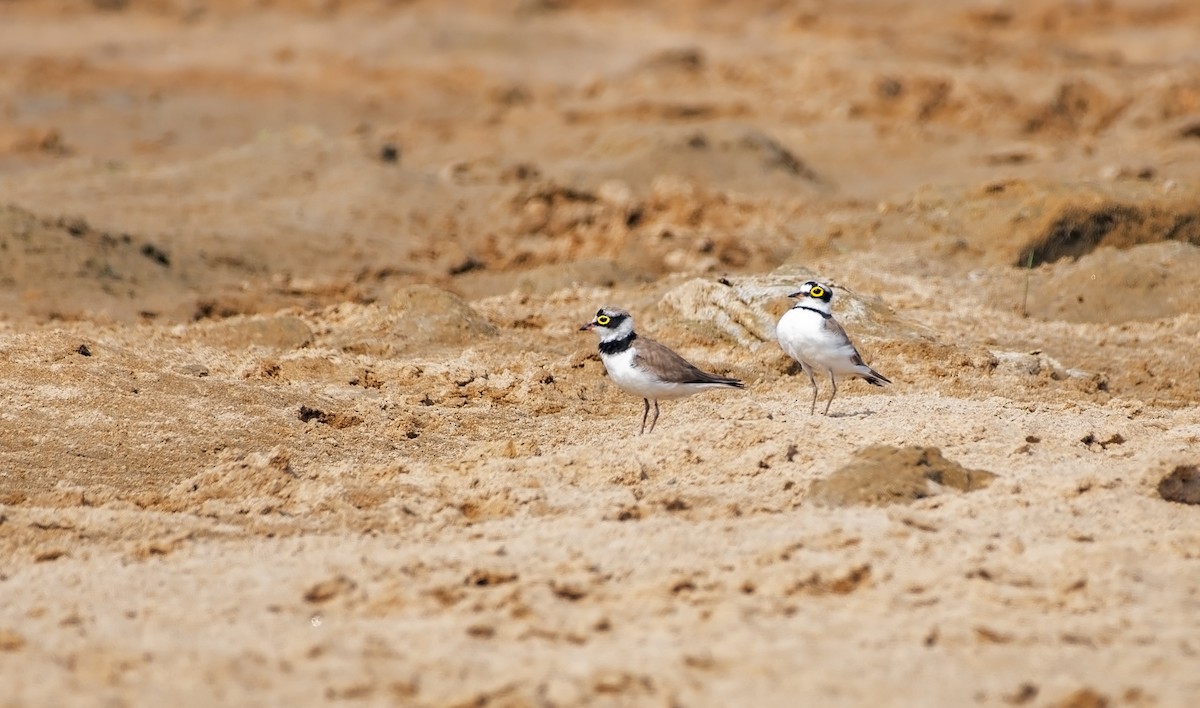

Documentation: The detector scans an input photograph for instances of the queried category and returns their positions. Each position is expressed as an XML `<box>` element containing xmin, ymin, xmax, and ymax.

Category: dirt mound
<box><xmin>0</xmin><ymin>206</ymin><xmax>189</xmax><ymax>322</ymax></box>
<box><xmin>319</xmin><ymin>285</ymin><xmax>497</xmax><ymax>356</ymax></box>
<box><xmin>581</xmin><ymin>123</ymin><xmax>826</xmax><ymax>195</ymax></box>
<box><xmin>806</xmin><ymin>446</ymin><xmax>997</xmax><ymax>507</ymax></box>
<box><xmin>1023</xmin><ymin>241</ymin><xmax>1200</xmax><ymax>323</ymax></box>
<box><xmin>1018</xmin><ymin>201</ymin><xmax>1200</xmax><ymax>267</ymax></box>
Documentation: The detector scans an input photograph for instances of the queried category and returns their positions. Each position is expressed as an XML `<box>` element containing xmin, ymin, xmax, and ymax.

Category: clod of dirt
<box><xmin>378</xmin><ymin>143</ymin><xmax>400</xmax><ymax>164</ymax></box>
<box><xmin>139</xmin><ymin>243</ymin><xmax>171</xmax><ymax>267</ymax></box>
<box><xmin>465</xmin><ymin>568</ymin><xmax>518</xmax><ymax>587</ymax></box>
<box><xmin>1004</xmin><ymin>682</ymin><xmax>1039</xmax><ymax>704</ymax></box>
<box><xmin>178</xmin><ymin>363</ymin><xmax>209</xmax><ymax>377</ymax></box>
<box><xmin>448</xmin><ymin>255</ymin><xmax>484</xmax><ymax>276</ymax></box>
<box><xmin>807</xmin><ymin>446</ymin><xmax>997</xmax><ymax>507</ymax></box>
<box><xmin>1081</xmin><ymin>432</ymin><xmax>1125</xmax><ymax>450</ymax></box>
<box><xmin>298</xmin><ymin>406</ymin><xmax>361</xmax><ymax>429</ymax></box>
<box><xmin>1157</xmin><ymin>465</ymin><xmax>1200</xmax><ymax>505</ymax></box>
<box><xmin>791</xmin><ymin>564</ymin><xmax>872</xmax><ymax>595</ymax></box>
<box><xmin>303</xmin><ymin>575</ymin><xmax>358</xmax><ymax>604</ymax></box>
<box><xmin>1053</xmin><ymin>687</ymin><xmax>1110</xmax><ymax>708</ymax></box>
<box><xmin>1022</xmin><ymin>79</ymin><xmax>1121</xmax><ymax>137</ymax></box>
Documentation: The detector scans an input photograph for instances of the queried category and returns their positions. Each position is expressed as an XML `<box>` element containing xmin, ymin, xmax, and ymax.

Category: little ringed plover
<box><xmin>775</xmin><ymin>280</ymin><xmax>891</xmax><ymax>415</ymax></box>
<box><xmin>581</xmin><ymin>307</ymin><xmax>744</xmax><ymax>434</ymax></box>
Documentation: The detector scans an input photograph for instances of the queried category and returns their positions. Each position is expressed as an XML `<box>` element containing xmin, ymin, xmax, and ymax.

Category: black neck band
<box><xmin>599</xmin><ymin>332</ymin><xmax>637</xmax><ymax>355</ymax></box>
<box><xmin>796</xmin><ymin>305</ymin><xmax>832</xmax><ymax>319</ymax></box>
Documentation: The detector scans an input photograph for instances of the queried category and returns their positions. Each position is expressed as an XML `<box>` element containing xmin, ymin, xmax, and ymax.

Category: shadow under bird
<box><xmin>775</xmin><ymin>280</ymin><xmax>891</xmax><ymax>415</ymax></box>
<box><xmin>581</xmin><ymin>307</ymin><xmax>745</xmax><ymax>434</ymax></box>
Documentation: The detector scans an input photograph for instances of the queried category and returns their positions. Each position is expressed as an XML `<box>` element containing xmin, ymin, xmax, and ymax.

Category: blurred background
<box><xmin>2</xmin><ymin>0</ymin><xmax>1198</xmax><ymax>326</ymax></box>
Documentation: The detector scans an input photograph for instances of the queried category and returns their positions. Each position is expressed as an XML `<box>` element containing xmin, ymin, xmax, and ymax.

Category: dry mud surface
<box><xmin>2</xmin><ymin>1</ymin><xmax>1200</xmax><ymax>706</ymax></box>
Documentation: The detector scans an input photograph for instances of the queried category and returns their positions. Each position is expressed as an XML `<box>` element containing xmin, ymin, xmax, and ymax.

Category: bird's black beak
<box><xmin>787</xmin><ymin>291</ymin><xmax>804</xmax><ymax>299</ymax></box>
<box><xmin>580</xmin><ymin>322</ymin><xmax>595</xmax><ymax>331</ymax></box>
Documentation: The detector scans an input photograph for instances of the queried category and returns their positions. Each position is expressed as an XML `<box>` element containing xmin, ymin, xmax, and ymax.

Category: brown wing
<box><xmin>822</xmin><ymin>315</ymin><xmax>851</xmax><ymax>345</ymax></box>
<box><xmin>634</xmin><ymin>336</ymin><xmax>743</xmax><ymax>387</ymax></box>
<box><xmin>826</xmin><ymin>317</ymin><xmax>891</xmax><ymax>384</ymax></box>
<box><xmin>823</xmin><ymin>316</ymin><xmax>865</xmax><ymax>362</ymax></box>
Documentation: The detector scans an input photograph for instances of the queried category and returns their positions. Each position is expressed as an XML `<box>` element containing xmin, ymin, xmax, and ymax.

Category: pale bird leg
<box><xmin>803</xmin><ymin>364</ymin><xmax>818</xmax><ymax>415</ymax></box>
<box><xmin>824</xmin><ymin>371</ymin><xmax>837</xmax><ymax>416</ymax></box>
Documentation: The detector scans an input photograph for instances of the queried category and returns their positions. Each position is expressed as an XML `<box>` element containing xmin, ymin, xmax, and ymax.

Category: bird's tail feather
<box><xmin>861</xmin><ymin>367</ymin><xmax>891</xmax><ymax>387</ymax></box>
<box><xmin>690</xmin><ymin>373</ymin><xmax>745</xmax><ymax>389</ymax></box>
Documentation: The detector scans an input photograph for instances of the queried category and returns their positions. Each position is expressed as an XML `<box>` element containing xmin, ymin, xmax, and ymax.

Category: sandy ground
<box><xmin>2</xmin><ymin>1</ymin><xmax>1200</xmax><ymax>705</ymax></box>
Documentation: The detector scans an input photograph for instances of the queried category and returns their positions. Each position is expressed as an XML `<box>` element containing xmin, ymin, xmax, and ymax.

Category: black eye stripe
<box><xmin>596</xmin><ymin>312</ymin><xmax>627</xmax><ymax>327</ymax></box>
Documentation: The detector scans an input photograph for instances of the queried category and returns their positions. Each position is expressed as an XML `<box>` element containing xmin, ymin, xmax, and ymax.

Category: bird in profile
<box><xmin>776</xmin><ymin>280</ymin><xmax>891</xmax><ymax>415</ymax></box>
<box><xmin>581</xmin><ymin>307</ymin><xmax>744</xmax><ymax>433</ymax></box>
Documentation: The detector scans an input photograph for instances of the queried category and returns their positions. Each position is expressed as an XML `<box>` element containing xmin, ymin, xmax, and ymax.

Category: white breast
<box><xmin>600</xmin><ymin>348</ymin><xmax>700</xmax><ymax>400</ymax></box>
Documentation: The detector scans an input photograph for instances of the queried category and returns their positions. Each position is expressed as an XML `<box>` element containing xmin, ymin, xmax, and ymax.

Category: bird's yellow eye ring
<box><xmin>596</xmin><ymin>315</ymin><xmax>611</xmax><ymax>326</ymax></box>
<box><xmin>809</xmin><ymin>286</ymin><xmax>825</xmax><ymax>298</ymax></box>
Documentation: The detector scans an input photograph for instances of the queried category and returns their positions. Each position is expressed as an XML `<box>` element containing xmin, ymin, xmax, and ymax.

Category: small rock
<box><xmin>1158</xmin><ymin>465</ymin><xmax>1200</xmax><ymax>505</ymax></box>
<box><xmin>378</xmin><ymin>143</ymin><xmax>400</xmax><ymax>163</ymax></box>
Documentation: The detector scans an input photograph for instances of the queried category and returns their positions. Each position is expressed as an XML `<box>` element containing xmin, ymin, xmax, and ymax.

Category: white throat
<box><xmin>795</xmin><ymin>298</ymin><xmax>833</xmax><ymax>316</ymax></box>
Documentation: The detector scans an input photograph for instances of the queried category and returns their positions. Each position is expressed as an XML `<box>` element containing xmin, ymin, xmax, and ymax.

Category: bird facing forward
<box><xmin>776</xmin><ymin>281</ymin><xmax>891</xmax><ymax>415</ymax></box>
